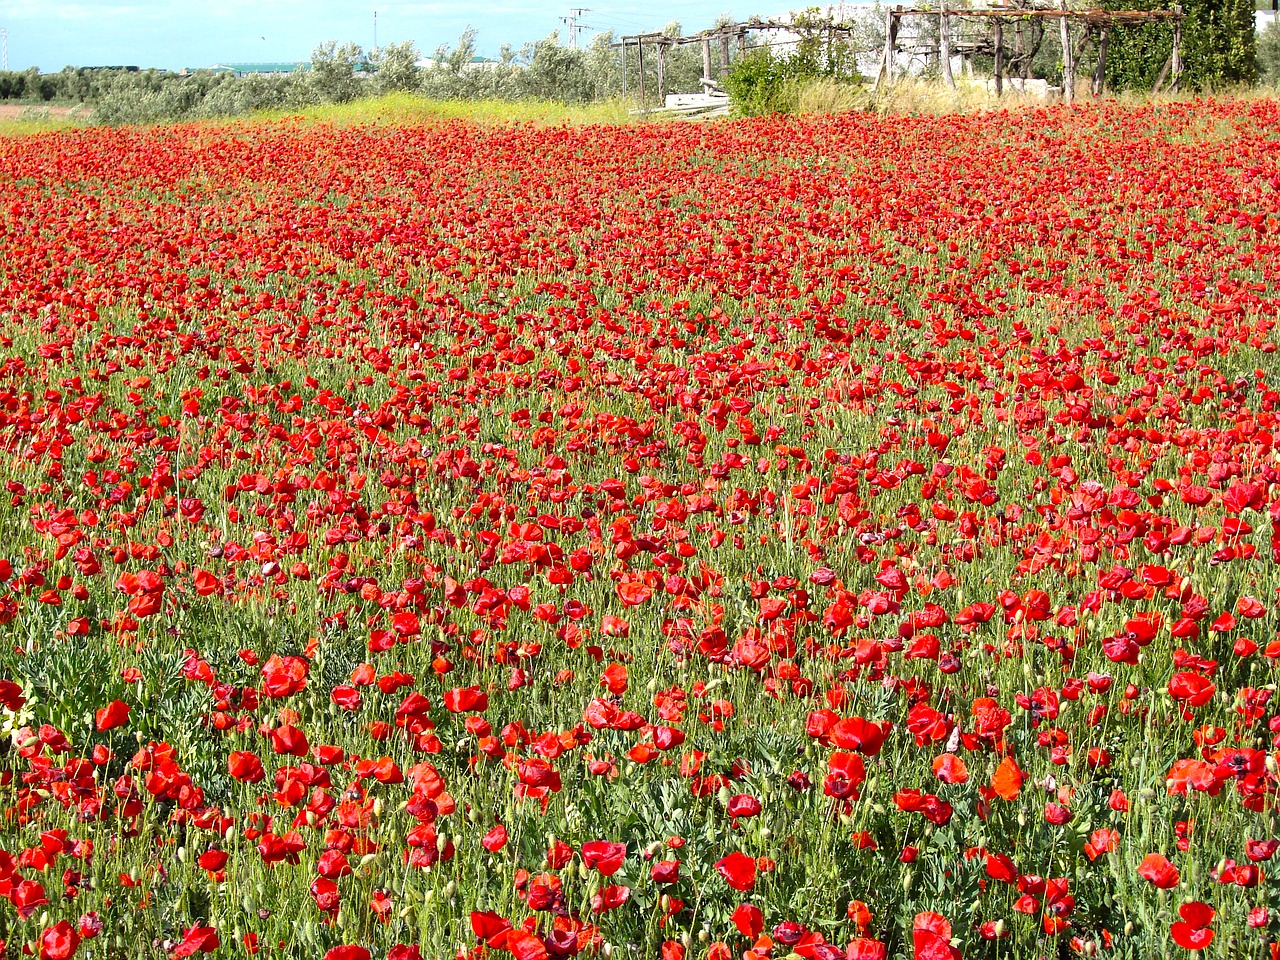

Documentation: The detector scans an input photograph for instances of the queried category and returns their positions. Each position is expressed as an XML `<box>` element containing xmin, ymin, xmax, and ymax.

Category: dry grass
<box><xmin>0</xmin><ymin>105</ymin><xmax>92</xmax><ymax>137</ymax></box>
<box><xmin>856</xmin><ymin>75</ymin><xmax>1056</xmax><ymax>116</ymax></box>
<box><xmin>247</xmin><ymin>91</ymin><xmax>639</xmax><ymax>128</ymax></box>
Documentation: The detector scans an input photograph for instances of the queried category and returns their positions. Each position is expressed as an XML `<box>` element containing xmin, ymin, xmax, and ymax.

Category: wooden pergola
<box><xmin>874</xmin><ymin>3</ymin><xmax>1186</xmax><ymax>102</ymax></box>
<box><xmin>618</xmin><ymin>17</ymin><xmax>862</xmax><ymax>106</ymax></box>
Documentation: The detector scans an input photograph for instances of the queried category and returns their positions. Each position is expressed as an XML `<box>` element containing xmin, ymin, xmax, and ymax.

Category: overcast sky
<box><xmin>0</xmin><ymin>1</ymin><xmax>770</xmax><ymax>71</ymax></box>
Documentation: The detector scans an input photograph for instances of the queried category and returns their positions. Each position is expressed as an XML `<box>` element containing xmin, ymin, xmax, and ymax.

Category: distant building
<box><xmin>203</xmin><ymin>62</ymin><xmax>310</xmax><ymax>77</ymax></box>
<box><xmin>414</xmin><ymin>55</ymin><xmax>502</xmax><ymax>71</ymax></box>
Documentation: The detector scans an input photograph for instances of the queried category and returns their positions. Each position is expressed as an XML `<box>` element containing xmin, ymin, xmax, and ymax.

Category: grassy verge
<box><xmin>0</xmin><ymin>105</ymin><xmax>92</xmax><ymax>137</ymax></box>
<box><xmin>247</xmin><ymin>90</ymin><xmax>640</xmax><ymax>127</ymax></box>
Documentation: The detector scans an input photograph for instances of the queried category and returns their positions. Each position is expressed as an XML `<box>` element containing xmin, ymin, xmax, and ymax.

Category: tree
<box><xmin>436</xmin><ymin>28</ymin><xmax>478</xmax><ymax>76</ymax></box>
<box><xmin>1258</xmin><ymin>17</ymin><xmax>1280</xmax><ymax>84</ymax></box>
<box><xmin>310</xmin><ymin>41</ymin><xmax>364</xmax><ymax>103</ymax></box>
<box><xmin>369</xmin><ymin>41</ymin><xmax>421</xmax><ymax>93</ymax></box>
<box><xmin>1103</xmin><ymin>0</ymin><xmax>1257</xmax><ymax>90</ymax></box>
<box><xmin>516</xmin><ymin>32</ymin><xmax>592</xmax><ymax>103</ymax></box>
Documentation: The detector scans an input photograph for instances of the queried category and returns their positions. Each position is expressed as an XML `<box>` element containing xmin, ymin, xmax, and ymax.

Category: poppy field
<box><xmin>1</xmin><ymin>98</ymin><xmax>1280</xmax><ymax>960</ymax></box>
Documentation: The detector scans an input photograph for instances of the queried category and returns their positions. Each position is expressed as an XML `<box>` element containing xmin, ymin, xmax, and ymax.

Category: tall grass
<box><xmin>0</xmin><ymin>106</ymin><xmax>91</xmax><ymax>137</ymax></box>
<box><xmin>247</xmin><ymin>91</ymin><xmax>639</xmax><ymax>127</ymax></box>
<box><xmin>856</xmin><ymin>75</ymin><xmax>1055</xmax><ymax>116</ymax></box>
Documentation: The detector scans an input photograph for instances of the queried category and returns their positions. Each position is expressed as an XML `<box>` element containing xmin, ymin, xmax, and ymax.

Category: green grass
<box><xmin>247</xmin><ymin>91</ymin><xmax>641</xmax><ymax>127</ymax></box>
<box><xmin>0</xmin><ymin>92</ymin><xmax>640</xmax><ymax>138</ymax></box>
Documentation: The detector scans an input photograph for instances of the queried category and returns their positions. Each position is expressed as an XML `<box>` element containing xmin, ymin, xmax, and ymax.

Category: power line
<box><xmin>591</xmin><ymin>12</ymin><xmax>648</xmax><ymax>30</ymax></box>
<box><xmin>560</xmin><ymin>7</ymin><xmax>591</xmax><ymax>50</ymax></box>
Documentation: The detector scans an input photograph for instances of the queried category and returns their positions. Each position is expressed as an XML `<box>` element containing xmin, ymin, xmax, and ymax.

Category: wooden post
<box><xmin>621</xmin><ymin>40</ymin><xmax>628</xmax><ymax>95</ymax></box>
<box><xmin>1013</xmin><ymin>16</ymin><xmax>1024</xmax><ymax>92</ymax></box>
<box><xmin>940</xmin><ymin>0</ymin><xmax>955</xmax><ymax>89</ymax></box>
<box><xmin>879</xmin><ymin>8</ymin><xmax>897</xmax><ymax>88</ymax></box>
<box><xmin>702</xmin><ymin>38</ymin><xmax>712</xmax><ymax>83</ymax></box>
<box><xmin>1152</xmin><ymin>55</ymin><xmax>1172</xmax><ymax>93</ymax></box>
<box><xmin>656</xmin><ymin>39</ymin><xmax>666</xmax><ymax>103</ymax></box>
<box><xmin>1092</xmin><ymin>25</ymin><xmax>1108</xmax><ymax>98</ymax></box>
<box><xmin>720</xmin><ymin>33</ymin><xmax>731</xmax><ymax>79</ymax></box>
<box><xmin>993</xmin><ymin>19</ymin><xmax>1003</xmax><ymax>97</ymax></box>
<box><xmin>1059</xmin><ymin>1</ymin><xmax>1074</xmax><ymax>104</ymax></box>
<box><xmin>737</xmin><ymin>29</ymin><xmax>747</xmax><ymax>58</ymax></box>
<box><xmin>1171</xmin><ymin>7</ymin><xmax>1182</xmax><ymax>92</ymax></box>
<box><xmin>637</xmin><ymin>38</ymin><xmax>646</xmax><ymax>110</ymax></box>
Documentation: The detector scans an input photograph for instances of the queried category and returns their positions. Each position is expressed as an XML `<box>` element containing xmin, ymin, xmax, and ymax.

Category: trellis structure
<box><xmin>618</xmin><ymin>17</ymin><xmax>863</xmax><ymax>108</ymax></box>
<box><xmin>873</xmin><ymin>3</ymin><xmax>1186</xmax><ymax>102</ymax></box>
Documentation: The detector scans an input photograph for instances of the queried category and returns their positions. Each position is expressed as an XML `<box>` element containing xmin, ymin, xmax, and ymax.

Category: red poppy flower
<box><xmin>732</xmin><ymin>902</ymin><xmax>764</xmax><ymax>938</ymax></box>
<box><xmin>912</xmin><ymin>912</ymin><xmax>961</xmax><ymax>960</ymax></box>
<box><xmin>172</xmin><ymin>926</ymin><xmax>220</xmax><ymax>957</ymax></box>
<box><xmin>1138</xmin><ymin>853</ymin><xmax>1180</xmax><ymax>889</ymax></box>
<box><xmin>94</xmin><ymin>699</ymin><xmax>130</xmax><ymax>731</ymax></box>
<box><xmin>581</xmin><ymin>840</ymin><xmax>626</xmax><ymax>877</ymax></box>
<box><xmin>715</xmin><ymin>851</ymin><xmax>757</xmax><ymax>891</ymax></box>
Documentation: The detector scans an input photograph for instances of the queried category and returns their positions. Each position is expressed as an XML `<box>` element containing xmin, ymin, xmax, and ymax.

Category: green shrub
<box><xmin>723</xmin><ymin>48</ymin><xmax>803</xmax><ymax>116</ymax></box>
<box><xmin>1262</xmin><ymin>18</ymin><xmax>1280</xmax><ymax>85</ymax></box>
<box><xmin>723</xmin><ymin>10</ymin><xmax>865</xmax><ymax>117</ymax></box>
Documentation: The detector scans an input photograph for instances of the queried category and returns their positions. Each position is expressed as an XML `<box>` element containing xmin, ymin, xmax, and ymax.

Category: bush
<box><xmin>1103</xmin><ymin>0</ymin><xmax>1258</xmax><ymax>90</ymax></box>
<box><xmin>309</xmin><ymin>41</ymin><xmax>365</xmax><ymax>104</ymax></box>
<box><xmin>723</xmin><ymin>10</ymin><xmax>865</xmax><ymax>117</ymax></box>
<box><xmin>1262</xmin><ymin>18</ymin><xmax>1280</xmax><ymax>86</ymax></box>
<box><xmin>723</xmin><ymin>48</ymin><xmax>804</xmax><ymax>116</ymax></box>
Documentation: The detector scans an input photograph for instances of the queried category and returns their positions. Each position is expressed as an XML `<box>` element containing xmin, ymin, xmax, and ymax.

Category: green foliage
<box><xmin>310</xmin><ymin>41</ymin><xmax>365</xmax><ymax>104</ymax></box>
<box><xmin>368</xmin><ymin>41</ymin><xmax>422</xmax><ymax>94</ymax></box>
<box><xmin>420</xmin><ymin>29</ymin><xmax>627</xmax><ymax>105</ymax></box>
<box><xmin>1261</xmin><ymin>18</ymin><xmax>1280</xmax><ymax>84</ymax></box>
<box><xmin>723</xmin><ymin>48</ymin><xmax>805</xmax><ymax>117</ymax></box>
<box><xmin>1104</xmin><ymin>0</ymin><xmax>1258</xmax><ymax>90</ymax></box>
<box><xmin>724</xmin><ymin>8</ymin><xmax>867</xmax><ymax>116</ymax></box>
<box><xmin>514</xmin><ymin>31</ymin><xmax>594</xmax><ymax>104</ymax></box>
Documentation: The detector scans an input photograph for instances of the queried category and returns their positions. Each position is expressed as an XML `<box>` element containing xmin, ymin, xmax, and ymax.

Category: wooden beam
<box><xmin>702</xmin><ymin>38</ymin><xmax>712</xmax><ymax>82</ymax></box>
<box><xmin>940</xmin><ymin>0</ymin><xmax>956</xmax><ymax>89</ymax></box>
<box><xmin>889</xmin><ymin>7</ymin><xmax>1183</xmax><ymax>22</ymax></box>
<box><xmin>1151</xmin><ymin>54</ymin><xmax>1172</xmax><ymax>93</ymax></box>
<box><xmin>720</xmin><ymin>34</ymin><xmax>731</xmax><ymax>80</ymax></box>
<box><xmin>1013</xmin><ymin>17</ymin><xmax>1025</xmax><ymax>92</ymax></box>
<box><xmin>656</xmin><ymin>39</ymin><xmax>666</xmax><ymax>102</ymax></box>
<box><xmin>993</xmin><ymin>18</ymin><xmax>1003</xmax><ymax>97</ymax></box>
<box><xmin>1059</xmin><ymin>0</ymin><xmax>1074</xmax><ymax>104</ymax></box>
<box><xmin>883</xmin><ymin>6</ymin><xmax>899</xmax><ymax>87</ymax></box>
<box><xmin>1171</xmin><ymin>6</ymin><xmax>1182</xmax><ymax>92</ymax></box>
<box><xmin>637</xmin><ymin>37</ymin><xmax>646</xmax><ymax>111</ymax></box>
<box><xmin>1092</xmin><ymin>24</ymin><xmax>1108</xmax><ymax>98</ymax></box>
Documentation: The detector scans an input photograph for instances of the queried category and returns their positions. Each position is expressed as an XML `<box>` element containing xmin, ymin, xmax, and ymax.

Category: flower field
<box><xmin>1</xmin><ymin>99</ymin><xmax>1280</xmax><ymax>960</ymax></box>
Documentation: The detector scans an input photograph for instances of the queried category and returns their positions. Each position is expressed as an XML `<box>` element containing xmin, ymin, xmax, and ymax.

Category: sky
<box><xmin>0</xmin><ymin>1</ymin><xmax>776</xmax><ymax>72</ymax></box>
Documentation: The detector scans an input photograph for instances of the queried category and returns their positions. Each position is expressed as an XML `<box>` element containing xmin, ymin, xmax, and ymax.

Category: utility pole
<box><xmin>560</xmin><ymin>8</ymin><xmax>590</xmax><ymax>50</ymax></box>
<box><xmin>1</xmin><ymin>28</ymin><xmax>7</xmax><ymax>72</ymax></box>
<box><xmin>373</xmin><ymin>11</ymin><xmax>378</xmax><ymax>50</ymax></box>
